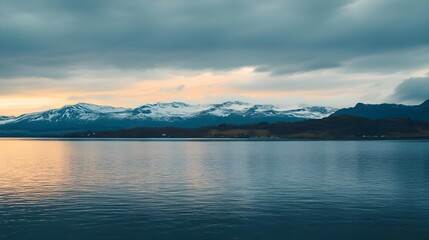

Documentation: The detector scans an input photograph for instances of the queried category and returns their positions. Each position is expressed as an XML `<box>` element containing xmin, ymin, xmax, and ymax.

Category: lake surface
<box><xmin>1</xmin><ymin>139</ymin><xmax>429</xmax><ymax>240</ymax></box>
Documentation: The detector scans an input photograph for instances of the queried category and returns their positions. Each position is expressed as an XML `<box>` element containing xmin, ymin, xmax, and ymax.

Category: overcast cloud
<box><xmin>392</xmin><ymin>77</ymin><xmax>429</xmax><ymax>103</ymax></box>
<box><xmin>0</xmin><ymin>0</ymin><xmax>429</xmax><ymax>114</ymax></box>
<box><xmin>1</xmin><ymin>0</ymin><xmax>429</xmax><ymax>76</ymax></box>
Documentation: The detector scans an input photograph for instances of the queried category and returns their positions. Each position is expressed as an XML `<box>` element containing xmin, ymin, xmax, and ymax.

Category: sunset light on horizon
<box><xmin>1</xmin><ymin>0</ymin><xmax>429</xmax><ymax>116</ymax></box>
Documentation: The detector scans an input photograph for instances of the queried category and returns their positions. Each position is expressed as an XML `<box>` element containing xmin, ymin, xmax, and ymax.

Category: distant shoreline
<box><xmin>1</xmin><ymin>137</ymin><xmax>429</xmax><ymax>141</ymax></box>
<box><xmin>2</xmin><ymin>115</ymin><xmax>429</xmax><ymax>139</ymax></box>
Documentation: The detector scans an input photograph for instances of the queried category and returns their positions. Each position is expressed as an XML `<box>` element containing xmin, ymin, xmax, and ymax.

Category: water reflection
<box><xmin>0</xmin><ymin>139</ymin><xmax>429</xmax><ymax>240</ymax></box>
<box><xmin>0</xmin><ymin>140</ymin><xmax>72</xmax><ymax>202</ymax></box>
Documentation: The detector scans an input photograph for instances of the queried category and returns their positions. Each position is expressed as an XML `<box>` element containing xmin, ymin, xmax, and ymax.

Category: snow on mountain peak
<box><xmin>219</xmin><ymin>101</ymin><xmax>249</xmax><ymax>106</ymax></box>
<box><xmin>200</xmin><ymin>101</ymin><xmax>250</xmax><ymax>117</ymax></box>
<box><xmin>65</xmin><ymin>103</ymin><xmax>128</xmax><ymax>113</ymax></box>
<box><xmin>0</xmin><ymin>116</ymin><xmax>15</xmax><ymax>125</ymax></box>
<box><xmin>0</xmin><ymin>101</ymin><xmax>337</xmax><ymax>126</ymax></box>
<box><xmin>132</xmin><ymin>102</ymin><xmax>208</xmax><ymax>120</ymax></box>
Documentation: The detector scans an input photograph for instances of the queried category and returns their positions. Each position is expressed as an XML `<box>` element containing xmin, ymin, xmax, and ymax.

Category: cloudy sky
<box><xmin>1</xmin><ymin>0</ymin><xmax>429</xmax><ymax>115</ymax></box>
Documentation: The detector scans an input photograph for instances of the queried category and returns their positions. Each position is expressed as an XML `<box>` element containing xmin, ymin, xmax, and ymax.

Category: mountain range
<box><xmin>0</xmin><ymin>100</ymin><xmax>428</xmax><ymax>137</ymax></box>
<box><xmin>0</xmin><ymin>101</ymin><xmax>336</xmax><ymax>136</ymax></box>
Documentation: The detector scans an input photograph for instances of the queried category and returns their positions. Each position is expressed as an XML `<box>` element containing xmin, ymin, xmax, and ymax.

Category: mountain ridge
<box><xmin>332</xmin><ymin>100</ymin><xmax>429</xmax><ymax>121</ymax></box>
<box><xmin>1</xmin><ymin>99</ymin><xmax>428</xmax><ymax>137</ymax></box>
<box><xmin>0</xmin><ymin>101</ymin><xmax>337</xmax><ymax>136</ymax></box>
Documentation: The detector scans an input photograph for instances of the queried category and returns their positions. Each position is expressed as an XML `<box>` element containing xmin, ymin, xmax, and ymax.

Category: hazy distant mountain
<box><xmin>331</xmin><ymin>99</ymin><xmax>429</xmax><ymax>121</ymax></box>
<box><xmin>0</xmin><ymin>101</ymin><xmax>336</xmax><ymax>136</ymax></box>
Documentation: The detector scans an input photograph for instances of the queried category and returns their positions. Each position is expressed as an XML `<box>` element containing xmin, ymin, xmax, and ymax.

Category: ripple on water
<box><xmin>1</xmin><ymin>140</ymin><xmax>429</xmax><ymax>240</ymax></box>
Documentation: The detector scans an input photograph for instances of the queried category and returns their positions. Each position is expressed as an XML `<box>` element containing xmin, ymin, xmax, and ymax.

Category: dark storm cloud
<box><xmin>0</xmin><ymin>0</ymin><xmax>429</xmax><ymax>78</ymax></box>
<box><xmin>392</xmin><ymin>77</ymin><xmax>429</xmax><ymax>103</ymax></box>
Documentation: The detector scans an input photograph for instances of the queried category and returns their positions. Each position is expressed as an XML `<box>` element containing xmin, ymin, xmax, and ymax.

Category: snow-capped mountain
<box><xmin>7</xmin><ymin>103</ymin><xmax>129</xmax><ymax>123</ymax></box>
<box><xmin>0</xmin><ymin>101</ymin><xmax>337</xmax><ymax>136</ymax></box>
<box><xmin>0</xmin><ymin>116</ymin><xmax>13</xmax><ymax>122</ymax></box>
<box><xmin>131</xmin><ymin>102</ymin><xmax>207</xmax><ymax>120</ymax></box>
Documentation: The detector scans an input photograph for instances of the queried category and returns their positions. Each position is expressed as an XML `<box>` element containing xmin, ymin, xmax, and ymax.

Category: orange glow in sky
<box><xmin>0</xmin><ymin>66</ymin><xmax>424</xmax><ymax>116</ymax></box>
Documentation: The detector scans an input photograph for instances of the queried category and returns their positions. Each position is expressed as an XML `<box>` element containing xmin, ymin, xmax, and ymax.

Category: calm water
<box><xmin>1</xmin><ymin>139</ymin><xmax>429</xmax><ymax>240</ymax></box>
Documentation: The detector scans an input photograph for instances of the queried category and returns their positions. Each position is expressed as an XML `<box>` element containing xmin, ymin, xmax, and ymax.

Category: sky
<box><xmin>1</xmin><ymin>0</ymin><xmax>429</xmax><ymax>116</ymax></box>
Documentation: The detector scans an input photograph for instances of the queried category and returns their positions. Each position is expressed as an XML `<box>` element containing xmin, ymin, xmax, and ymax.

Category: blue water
<box><xmin>0</xmin><ymin>139</ymin><xmax>428</xmax><ymax>240</ymax></box>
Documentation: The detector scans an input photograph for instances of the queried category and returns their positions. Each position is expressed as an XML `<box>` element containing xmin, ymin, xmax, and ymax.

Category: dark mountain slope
<box><xmin>332</xmin><ymin>99</ymin><xmax>429</xmax><ymax>121</ymax></box>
